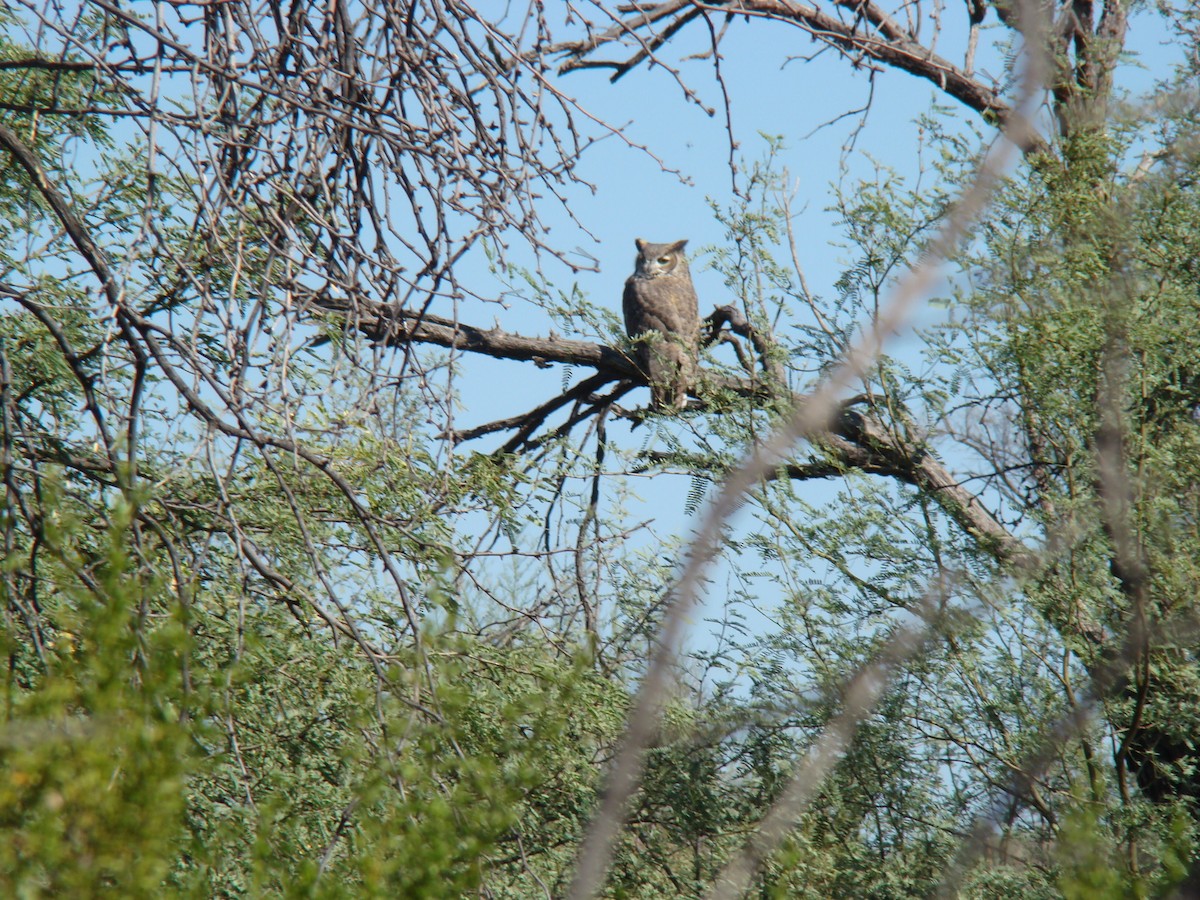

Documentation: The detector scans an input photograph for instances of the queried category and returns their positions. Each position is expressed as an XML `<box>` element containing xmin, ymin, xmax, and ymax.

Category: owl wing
<box><xmin>674</xmin><ymin>283</ymin><xmax>700</xmax><ymax>340</ymax></box>
<box><xmin>622</xmin><ymin>277</ymin><xmax>646</xmax><ymax>338</ymax></box>
<box><xmin>624</xmin><ymin>278</ymin><xmax>663</xmax><ymax>382</ymax></box>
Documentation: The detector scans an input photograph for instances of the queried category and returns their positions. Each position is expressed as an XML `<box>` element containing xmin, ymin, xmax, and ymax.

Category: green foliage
<box><xmin>6</xmin><ymin>3</ymin><xmax>1200</xmax><ymax>896</ymax></box>
<box><xmin>2</xmin><ymin>493</ymin><xmax>629</xmax><ymax>897</ymax></box>
<box><xmin>0</xmin><ymin>498</ymin><xmax>191</xmax><ymax>897</ymax></box>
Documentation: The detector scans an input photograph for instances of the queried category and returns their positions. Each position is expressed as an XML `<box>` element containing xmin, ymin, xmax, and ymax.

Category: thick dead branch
<box><xmin>834</xmin><ymin>408</ymin><xmax>1030</xmax><ymax>564</ymax></box>
<box><xmin>318</xmin><ymin>293</ymin><xmax>1032</xmax><ymax>574</ymax></box>
<box><xmin>310</xmin><ymin>293</ymin><xmax>640</xmax><ymax>377</ymax></box>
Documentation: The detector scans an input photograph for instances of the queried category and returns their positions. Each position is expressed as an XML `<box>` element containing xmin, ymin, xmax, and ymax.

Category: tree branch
<box><xmin>309</xmin><ymin>292</ymin><xmax>640</xmax><ymax>377</ymax></box>
<box><xmin>318</xmin><ymin>293</ymin><xmax>1031</xmax><ymax>570</ymax></box>
<box><xmin>0</xmin><ymin>123</ymin><xmax>122</xmax><ymax>310</ymax></box>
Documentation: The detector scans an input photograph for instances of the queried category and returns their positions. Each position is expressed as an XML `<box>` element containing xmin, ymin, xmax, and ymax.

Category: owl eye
<box><xmin>657</xmin><ymin>256</ymin><xmax>672</xmax><ymax>264</ymax></box>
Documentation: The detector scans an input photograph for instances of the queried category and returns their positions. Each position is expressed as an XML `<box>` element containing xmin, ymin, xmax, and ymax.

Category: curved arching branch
<box><xmin>548</xmin><ymin>0</ymin><xmax>1145</xmax><ymax>158</ymax></box>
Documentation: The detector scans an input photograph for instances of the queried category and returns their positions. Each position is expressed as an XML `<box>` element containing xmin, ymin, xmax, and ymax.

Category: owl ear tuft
<box><xmin>635</xmin><ymin>238</ymin><xmax>648</xmax><ymax>251</ymax></box>
<box><xmin>669</xmin><ymin>239</ymin><xmax>688</xmax><ymax>253</ymax></box>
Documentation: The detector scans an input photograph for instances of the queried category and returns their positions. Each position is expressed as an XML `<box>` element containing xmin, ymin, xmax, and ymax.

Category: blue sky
<box><xmin>447</xmin><ymin>5</ymin><xmax>1181</xmax><ymax>428</ymax></box>
<box><xmin>429</xmin><ymin>5</ymin><xmax>1187</xmax><ymax>651</ymax></box>
<box><xmin>9</xmin><ymin>1</ymin><xmax>1180</xmax><ymax>649</ymax></box>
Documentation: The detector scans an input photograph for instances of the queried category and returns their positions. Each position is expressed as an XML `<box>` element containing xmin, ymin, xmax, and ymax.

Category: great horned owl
<box><xmin>623</xmin><ymin>238</ymin><xmax>699</xmax><ymax>410</ymax></box>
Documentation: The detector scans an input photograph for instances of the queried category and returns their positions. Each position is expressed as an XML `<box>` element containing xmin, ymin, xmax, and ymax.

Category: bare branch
<box><xmin>309</xmin><ymin>293</ymin><xmax>640</xmax><ymax>377</ymax></box>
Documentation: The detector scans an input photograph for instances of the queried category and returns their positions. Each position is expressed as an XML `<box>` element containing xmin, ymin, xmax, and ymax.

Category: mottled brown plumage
<box><xmin>622</xmin><ymin>238</ymin><xmax>699</xmax><ymax>409</ymax></box>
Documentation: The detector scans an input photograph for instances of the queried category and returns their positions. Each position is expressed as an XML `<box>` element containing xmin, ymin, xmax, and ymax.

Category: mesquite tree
<box><xmin>3</xmin><ymin>0</ymin><xmax>1200</xmax><ymax>896</ymax></box>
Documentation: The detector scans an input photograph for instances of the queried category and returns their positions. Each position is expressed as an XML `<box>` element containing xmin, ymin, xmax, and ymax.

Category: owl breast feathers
<box><xmin>622</xmin><ymin>238</ymin><xmax>700</xmax><ymax>410</ymax></box>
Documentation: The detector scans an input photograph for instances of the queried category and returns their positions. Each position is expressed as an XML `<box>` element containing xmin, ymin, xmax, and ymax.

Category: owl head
<box><xmin>633</xmin><ymin>238</ymin><xmax>689</xmax><ymax>278</ymax></box>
